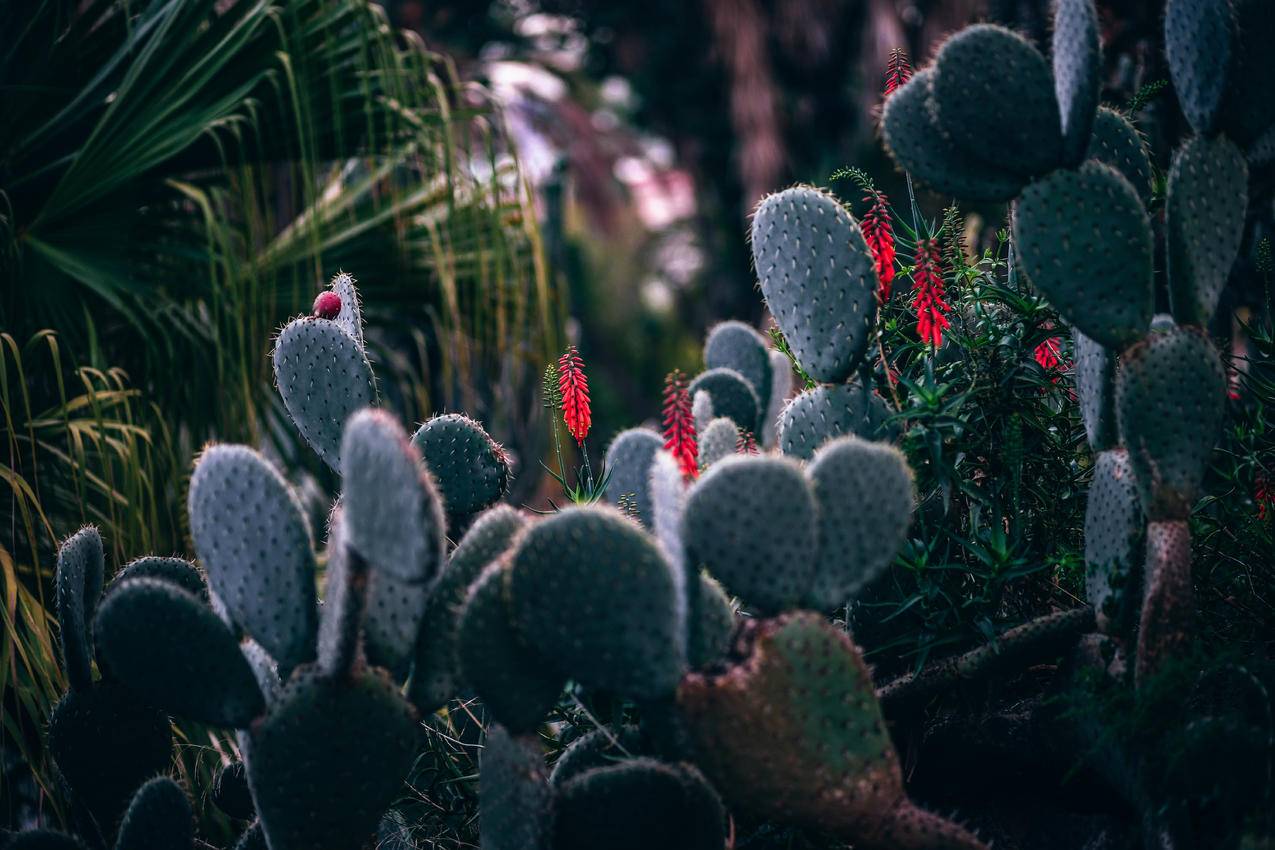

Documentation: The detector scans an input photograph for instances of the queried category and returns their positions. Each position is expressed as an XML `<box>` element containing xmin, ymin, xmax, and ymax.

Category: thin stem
<box><xmin>579</xmin><ymin>438</ymin><xmax>595</xmax><ymax>492</ymax></box>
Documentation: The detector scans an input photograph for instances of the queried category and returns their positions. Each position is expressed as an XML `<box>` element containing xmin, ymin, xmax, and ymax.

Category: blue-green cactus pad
<box><xmin>1053</xmin><ymin>0</ymin><xmax>1101</xmax><ymax>166</ymax></box>
<box><xmin>704</xmin><ymin>321</ymin><xmax>771</xmax><ymax>405</ymax></box>
<box><xmin>480</xmin><ymin>724</ymin><xmax>553</xmax><ymax>850</ymax></box>
<box><xmin>778</xmin><ymin>380</ymin><xmax>897</xmax><ymax>460</ymax></box>
<box><xmin>603</xmin><ymin>428</ymin><xmax>662</xmax><ymax>527</ymax></box>
<box><xmin>115</xmin><ymin>776</ymin><xmax>193</xmax><ymax>850</ymax></box>
<box><xmin>687</xmin><ymin>368</ymin><xmax>760</xmax><ymax>434</ymax></box>
<box><xmin>410</xmin><ymin>413</ymin><xmax>510</xmax><ymax>525</ymax></box>
<box><xmin>56</xmin><ymin>526</ymin><xmax>104</xmax><ymax>692</ymax></box>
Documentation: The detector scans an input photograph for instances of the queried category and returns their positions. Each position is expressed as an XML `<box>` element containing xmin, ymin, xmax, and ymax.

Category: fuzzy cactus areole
<box><xmin>312</xmin><ymin>290</ymin><xmax>342</xmax><ymax>320</ymax></box>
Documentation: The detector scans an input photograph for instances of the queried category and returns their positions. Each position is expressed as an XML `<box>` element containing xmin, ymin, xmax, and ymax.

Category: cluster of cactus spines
<box><xmin>602</xmin><ymin>428</ymin><xmax>662</xmax><ymax>526</ymax></box>
<box><xmin>188</xmin><ymin>444</ymin><xmax>319</xmax><ymax>676</ymax></box>
<box><xmin>678</xmin><ymin>613</ymin><xmax>986</xmax><ymax>849</ymax></box>
<box><xmin>683</xmin><ymin>454</ymin><xmax>818</xmax><ymax>615</ymax></box>
<box><xmin>272</xmin><ymin>292</ymin><xmax>377</xmax><ymax>470</ymax></box>
<box><xmin>750</xmin><ymin>186</ymin><xmax>878</xmax><ymax>383</ymax></box>
<box><xmin>49</xmin><ymin>527</ymin><xmax>174</xmax><ymax>842</ymax></box>
<box><xmin>410</xmin><ymin>504</ymin><xmax>527</xmax><ymax>711</ymax></box>
<box><xmin>695</xmin><ymin>416</ymin><xmax>739</xmax><ymax>470</ymax></box>
<box><xmin>703</xmin><ymin>321</ymin><xmax>772</xmax><ymax>414</ymax></box>
<box><xmin>806</xmin><ymin>436</ymin><xmax>915</xmax><ymax>610</ymax></box>
<box><xmin>410</xmin><ymin>412</ymin><xmax>511</xmax><ymax>528</ymax></box>
<box><xmin>777</xmin><ymin>380</ymin><xmax>898</xmax><ymax>459</ymax></box>
<box><xmin>685</xmin><ymin>367</ymin><xmax>759</xmax><ymax>434</ymax></box>
<box><xmin>1165</xmin><ymin>136</ymin><xmax>1248</xmax><ymax>326</ymax></box>
<box><xmin>1013</xmin><ymin>161</ymin><xmax>1154</xmax><ymax>350</ymax></box>
<box><xmin>1052</xmin><ymin>0</ymin><xmax>1101</xmax><ymax>165</ymax></box>
<box><xmin>1085</xmin><ymin>107</ymin><xmax>1154</xmax><ymax>204</ymax></box>
<box><xmin>506</xmin><ymin>506</ymin><xmax>687</xmax><ymax>699</ymax></box>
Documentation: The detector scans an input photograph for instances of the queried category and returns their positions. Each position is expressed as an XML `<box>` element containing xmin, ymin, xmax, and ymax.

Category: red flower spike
<box><xmin>885</xmin><ymin>48</ymin><xmax>912</xmax><ymax>97</ymax></box>
<box><xmin>1257</xmin><ymin>472</ymin><xmax>1273</xmax><ymax>522</ymax></box>
<box><xmin>860</xmin><ymin>191</ymin><xmax>896</xmax><ymax>301</ymax></box>
<box><xmin>558</xmin><ymin>346</ymin><xmax>592</xmax><ymax>444</ymax></box>
<box><xmin>313</xmin><ymin>291</ymin><xmax>342</xmax><ymax>320</ymax></box>
<box><xmin>662</xmin><ymin>370</ymin><xmax>698</xmax><ymax>480</ymax></box>
<box><xmin>735</xmin><ymin>430</ymin><xmax>758</xmax><ymax>455</ymax></box>
<box><xmin>912</xmin><ymin>238</ymin><xmax>951</xmax><ymax>348</ymax></box>
<box><xmin>1034</xmin><ymin>336</ymin><xmax>1062</xmax><ymax>378</ymax></box>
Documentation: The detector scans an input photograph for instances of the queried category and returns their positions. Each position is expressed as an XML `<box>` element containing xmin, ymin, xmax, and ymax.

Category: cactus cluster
<box><xmin>881</xmin><ymin>0</ymin><xmax>1246</xmax><ymax>687</ymax></box>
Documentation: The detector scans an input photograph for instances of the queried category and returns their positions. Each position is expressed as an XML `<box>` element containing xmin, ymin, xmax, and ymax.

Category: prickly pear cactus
<box><xmin>931</xmin><ymin>25</ymin><xmax>1061</xmax><ymax>177</ymax></box>
<box><xmin>1116</xmin><ymin>326</ymin><xmax>1227</xmax><ymax>520</ymax></box>
<box><xmin>1052</xmin><ymin>0</ymin><xmax>1101</xmax><ymax>166</ymax></box>
<box><xmin>411</xmin><ymin>413</ymin><xmax>510</xmax><ymax>527</ymax></box>
<box><xmin>805</xmin><ymin>436</ymin><xmax>914</xmax><ymax>610</ymax></box>
<box><xmin>683</xmin><ymin>455</ymin><xmax>818</xmax><ymax>615</ymax></box>
<box><xmin>1135</xmin><ymin>520</ymin><xmax>1193</xmax><ymax>684</ymax></box>
<box><xmin>1086</xmin><ymin>107</ymin><xmax>1154</xmax><ymax>204</ymax></box>
<box><xmin>751</xmin><ymin>186</ymin><xmax>879</xmax><ymax>383</ymax></box>
<box><xmin>777</xmin><ymin>380</ymin><xmax>897</xmax><ymax>459</ymax></box>
<box><xmin>696</xmin><ymin>417</ymin><xmax>740</xmax><ymax>470</ymax></box>
<box><xmin>479</xmin><ymin>724</ymin><xmax>553</xmax><ymax>850</ymax></box>
<box><xmin>603</xmin><ymin>428</ymin><xmax>662</xmax><ymax>526</ymax></box>
<box><xmin>687</xmin><ymin>368</ymin><xmax>759</xmax><ymax>434</ymax></box>
<box><xmin>1164</xmin><ymin>0</ymin><xmax>1235</xmax><ymax>135</ymax></box>
<box><xmin>704</xmin><ymin>321</ymin><xmax>771</xmax><ymax>409</ymax></box>
<box><xmin>55</xmin><ymin>526</ymin><xmax>104</xmax><ymax>693</ymax></box>
<box><xmin>678</xmin><ymin>613</ymin><xmax>986</xmax><ymax>849</ymax></box>
<box><xmin>1073</xmin><ymin>329</ymin><xmax>1120</xmax><ymax>452</ymax></box>
<box><xmin>1013</xmin><ymin>161</ymin><xmax>1154</xmax><ymax>349</ymax></box>
<box><xmin>507</xmin><ymin>505</ymin><xmax>686</xmax><ymax>699</ymax></box>
<box><xmin>1084</xmin><ymin>449</ymin><xmax>1145</xmax><ymax>636</ymax></box>
<box><xmin>114</xmin><ymin>777</ymin><xmax>193</xmax><ymax>850</ymax></box>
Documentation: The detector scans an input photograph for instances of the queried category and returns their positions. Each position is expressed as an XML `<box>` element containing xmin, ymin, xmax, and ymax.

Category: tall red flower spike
<box><xmin>735</xmin><ymin>429</ymin><xmax>759</xmax><ymax>455</ymax></box>
<box><xmin>860</xmin><ymin>191</ymin><xmax>896</xmax><ymax>301</ymax></box>
<box><xmin>558</xmin><ymin>345</ymin><xmax>592</xmax><ymax>444</ymax></box>
<box><xmin>912</xmin><ymin>238</ymin><xmax>951</xmax><ymax>348</ymax></box>
<box><xmin>885</xmin><ymin>48</ymin><xmax>912</xmax><ymax>97</ymax></box>
<box><xmin>662</xmin><ymin>370</ymin><xmax>699</xmax><ymax>480</ymax></box>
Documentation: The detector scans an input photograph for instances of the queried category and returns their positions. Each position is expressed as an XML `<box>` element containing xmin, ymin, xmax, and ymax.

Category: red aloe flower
<box><xmin>1034</xmin><ymin>336</ymin><xmax>1062</xmax><ymax>377</ymax></box>
<box><xmin>662</xmin><ymin>370</ymin><xmax>698</xmax><ymax>480</ymax></box>
<box><xmin>1257</xmin><ymin>472</ymin><xmax>1273</xmax><ymax>522</ymax></box>
<box><xmin>912</xmin><ymin>238</ymin><xmax>951</xmax><ymax>348</ymax></box>
<box><xmin>735</xmin><ymin>429</ymin><xmax>759</xmax><ymax>455</ymax></box>
<box><xmin>885</xmin><ymin>48</ymin><xmax>912</xmax><ymax>97</ymax></box>
<box><xmin>557</xmin><ymin>345</ymin><xmax>591</xmax><ymax>444</ymax></box>
<box><xmin>860</xmin><ymin>191</ymin><xmax>896</xmax><ymax>301</ymax></box>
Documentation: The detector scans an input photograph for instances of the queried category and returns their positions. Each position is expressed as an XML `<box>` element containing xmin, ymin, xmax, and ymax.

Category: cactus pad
<box><xmin>648</xmin><ymin>450</ymin><xmax>688</xmax><ymax>575</ymax></box>
<box><xmin>696</xmin><ymin>417</ymin><xmax>740</xmax><ymax>471</ymax></box>
<box><xmin>1116</xmin><ymin>327</ymin><xmax>1226</xmax><ymax>520</ymax></box>
<box><xmin>1084</xmin><ymin>449</ymin><xmax>1145</xmax><ymax>636</ymax></box>
<box><xmin>692</xmin><ymin>573</ymin><xmax>736</xmax><ymax>669</ymax></box>
<box><xmin>115</xmin><ymin>776</ymin><xmax>193</xmax><ymax>850</ymax></box>
<box><xmin>328</xmin><ymin>272</ymin><xmax>364</xmax><ymax>349</ymax></box>
<box><xmin>1166</xmin><ymin>135</ymin><xmax>1248</xmax><ymax>327</ymax></box>
<box><xmin>343</xmin><ymin>409</ymin><xmax>446</xmax><ymax>585</ymax></box>
<box><xmin>272</xmin><ymin>316</ymin><xmax>376</xmax><ymax>469</ymax></box>
<box><xmin>95</xmin><ymin>578</ymin><xmax>265</xmax><ymax>727</ymax></box>
<box><xmin>806</xmin><ymin>436</ymin><xmax>914</xmax><ymax>610</ymax></box>
<box><xmin>778</xmin><ymin>380</ymin><xmax>897</xmax><ymax>460</ymax></box>
<box><xmin>1053</xmin><ymin>0</ymin><xmax>1102</xmax><ymax>166</ymax></box>
<box><xmin>687</xmin><ymin>368</ymin><xmax>759</xmax><ymax>433</ymax></box>
<box><xmin>189</xmin><ymin>445</ymin><xmax>317</xmax><ymax>675</ymax></box>
<box><xmin>704</xmin><ymin>321</ymin><xmax>771</xmax><ymax>405</ymax></box>
<box><xmin>603</xmin><ymin>428</ymin><xmax>662</xmax><ymax>527</ymax></box>
<box><xmin>553</xmin><ymin>759</ymin><xmax>726</xmax><ymax>850</ymax></box>
<box><xmin>457</xmin><ymin>562</ymin><xmax>563</xmax><ymax>732</ymax></box>
<box><xmin>509</xmin><ymin>506</ymin><xmax>686</xmax><ymax>699</ymax></box>
<box><xmin>550</xmin><ymin>726</ymin><xmax>647</xmax><ymax>785</ymax></box>
<box><xmin>1165</xmin><ymin>0</ymin><xmax>1234</xmax><ymax>135</ymax></box>
<box><xmin>1073</xmin><ymin>329</ymin><xmax>1120</xmax><ymax>452</ymax></box>
<box><xmin>1013</xmin><ymin>161</ymin><xmax>1153</xmax><ymax>349</ymax></box>
<box><xmin>931</xmin><ymin>25</ymin><xmax>1062</xmax><ymax>176</ymax></box>
<box><xmin>109</xmin><ymin>556</ymin><xmax>206</xmax><ymax>601</ymax></box>
<box><xmin>212</xmin><ymin>761</ymin><xmax>255</xmax><ymax>821</ymax></box>
<box><xmin>55</xmin><ymin>526</ymin><xmax>104</xmax><ymax>692</ymax></box>
<box><xmin>1135</xmin><ymin>520</ymin><xmax>1194</xmax><ymax>685</ymax></box>
<box><xmin>1219</xmin><ymin>0</ymin><xmax>1275</xmax><ymax>147</ymax></box>
<box><xmin>678</xmin><ymin>613</ymin><xmax>983</xmax><ymax>848</ymax></box>
<box><xmin>882</xmin><ymin>69</ymin><xmax>1025</xmax><ymax>202</ymax></box>
<box><xmin>47</xmin><ymin>682</ymin><xmax>173</xmax><ymax>836</ymax></box>
<box><xmin>480</xmin><ymin>724</ymin><xmax>553</xmax><ymax>850</ymax></box>
<box><xmin>751</xmin><ymin>187</ymin><xmax>878</xmax><ymax>383</ymax></box>
<box><xmin>410</xmin><ymin>505</ymin><xmax>527</xmax><ymax>713</ymax></box>
<box><xmin>410</xmin><ymin>413</ymin><xmax>510</xmax><ymax>526</ymax></box>
<box><xmin>683</xmin><ymin>455</ymin><xmax>817</xmax><ymax>615</ymax></box>
<box><xmin>691</xmin><ymin>390</ymin><xmax>714</xmax><ymax>432</ymax></box>
<box><xmin>245</xmin><ymin>665</ymin><xmax>418</xmax><ymax>850</ymax></box>
<box><xmin>1086</xmin><ymin>107</ymin><xmax>1153</xmax><ymax>204</ymax></box>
